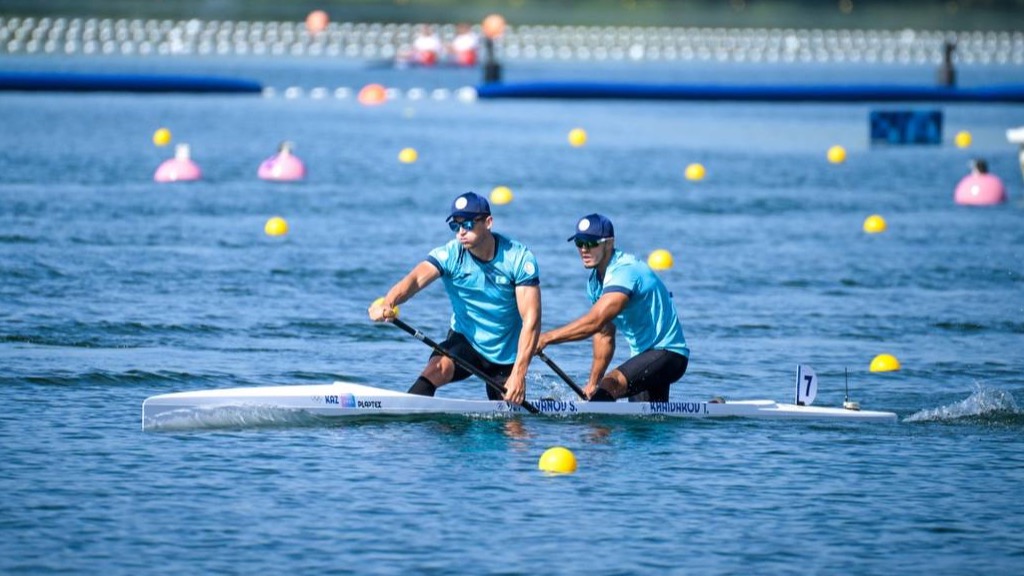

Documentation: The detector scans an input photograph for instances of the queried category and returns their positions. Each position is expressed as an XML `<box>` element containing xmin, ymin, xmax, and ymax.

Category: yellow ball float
<box><xmin>684</xmin><ymin>163</ymin><xmax>706</xmax><ymax>181</ymax></box>
<box><xmin>489</xmin><ymin>185</ymin><xmax>513</xmax><ymax>205</ymax></box>
<box><xmin>954</xmin><ymin>131</ymin><xmax>972</xmax><ymax>148</ymax></box>
<box><xmin>538</xmin><ymin>446</ymin><xmax>577</xmax><ymax>474</ymax></box>
<box><xmin>870</xmin><ymin>353</ymin><xmax>901</xmax><ymax>372</ymax></box>
<box><xmin>568</xmin><ymin>128</ymin><xmax>587</xmax><ymax>147</ymax></box>
<box><xmin>264</xmin><ymin>216</ymin><xmax>289</xmax><ymax>237</ymax></box>
<box><xmin>152</xmin><ymin>127</ymin><xmax>171</xmax><ymax>147</ymax></box>
<box><xmin>647</xmin><ymin>249</ymin><xmax>674</xmax><ymax>270</ymax></box>
<box><xmin>398</xmin><ymin>148</ymin><xmax>418</xmax><ymax>164</ymax></box>
<box><xmin>863</xmin><ymin>214</ymin><xmax>887</xmax><ymax>234</ymax></box>
<box><xmin>827</xmin><ymin>145</ymin><xmax>847</xmax><ymax>164</ymax></box>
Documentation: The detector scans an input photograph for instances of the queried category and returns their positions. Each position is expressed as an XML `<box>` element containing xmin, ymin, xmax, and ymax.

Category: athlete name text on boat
<box><xmin>534</xmin><ymin>398</ymin><xmax>579</xmax><ymax>413</ymax></box>
<box><xmin>648</xmin><ymin>401</ymin><xmax>709</xmax><ymax>415</ymax></box>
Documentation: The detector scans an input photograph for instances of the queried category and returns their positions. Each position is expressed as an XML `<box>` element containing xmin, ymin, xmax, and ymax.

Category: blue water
<box><xmin>2</xmin><ymin>54</ymin><xmax>1023</xmax><ymax>574</ymax></box>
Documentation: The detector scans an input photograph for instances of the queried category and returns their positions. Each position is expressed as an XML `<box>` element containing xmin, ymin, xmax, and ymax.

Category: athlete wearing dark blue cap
<box><xmin>536</xmin><ymin>213</ymin><xmax>689</xmax><ymax>402</ymax></box>
<box><xmin>369</xmin><ymin>192</ymin><xmax>541</xmax><ymax>406</ymax></box>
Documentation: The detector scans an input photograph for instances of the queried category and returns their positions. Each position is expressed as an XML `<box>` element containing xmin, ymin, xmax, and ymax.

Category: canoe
<box><xmin>141</xmin><ymin>380</ymin><xmax>898</xmax><ymax>430</ymax></box>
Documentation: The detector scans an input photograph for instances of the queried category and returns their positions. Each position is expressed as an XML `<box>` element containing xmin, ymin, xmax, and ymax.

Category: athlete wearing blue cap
<box><xmin>536</xmin><ymin>213</ymin><xmax>689</xmax><ymax>402</ymax></box>
<box><xmin>369</xmin><ymin>192</ymin><xmax>541</xmax><ymax>406</ymax></box>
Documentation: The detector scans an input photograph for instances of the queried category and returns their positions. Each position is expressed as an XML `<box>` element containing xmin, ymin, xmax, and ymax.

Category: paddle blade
<box><xmin>796</xmin><ymin>365</ymin><xmax>818</xmax><ymax>406</ymax></box>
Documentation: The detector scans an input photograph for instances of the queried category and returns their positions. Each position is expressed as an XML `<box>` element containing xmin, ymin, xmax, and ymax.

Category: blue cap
<box><xmin>447</xmin><ymin>192</ymin><xmax>491</xmax><ymax>222</ymax></box>
<box><xmin>568</xmin><ymin>213</ymin><xmax>615</xmax><ymax>242</ymax></box>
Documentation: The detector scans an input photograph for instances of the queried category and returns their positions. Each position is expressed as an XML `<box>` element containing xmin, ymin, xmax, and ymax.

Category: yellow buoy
<box><xmin>954</xmin><ymin>130</ymin><xmax>972</xmax><ymax>148</ymax></box>
<box><xmin>647</xmin><ymin>249</ymin><xmax>674</xmax><ymax>270</ymax></box>
<box><xmin>370</xmin><ymin>297</ymin><xmax>400</xmax><ymax>318</ymax></box>
<box><xmin>684</xmin><ymin>163</ymin><xmax>706</xmax><ymax>181</ymax></box>
<box><xmin>863</xmin><ymin>214</ymin><xmax>887</xmax><ymax>234</ymax></box>
<box><xmin>398</xmin><ymin>147</ymin><xmax>418</xmax><ymax>164</ymax></box>
<box><xmin>568</xmin><ymin>128</ymin><xmax>587</xmax><ymax>147</ymax></box>
<box><xmin>264</xmin><ymin>216</ymin><xmax>289</xmax><ymax>237</ymax></box>
<box><xmin>827</xmin><ymin>145</ymin><xmax>847</xmax><ymax>164</ymax></box>
<box><xmin>152</xmin><ymin>128</ymin><xmax>171</xmax><ymax>147</ymax></box>
<box><xmin>489</xmin><ymin>185</ymin><xmax>513</xmax><ymax>205</ymax></box>
<box><xmin>538</xmin><ymin>446</ymin><xmax>577</xmax><ymax>474</ymax></box>
<box><xmin>870</xmin><ymin>353</ymin><xmax>901</xmax><ymax>372</ymax></box>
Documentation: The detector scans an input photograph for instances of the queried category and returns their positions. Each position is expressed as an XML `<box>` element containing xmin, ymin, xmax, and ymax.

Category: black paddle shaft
<box><xmin>389</xmin><ymin>318</ymin><xmax>539</xmax><ymax>414</ymax></box>
<box><xmin>537</xmin><ymin>351</ymin><xmax>587</xmax><ymax>399</ymax></box>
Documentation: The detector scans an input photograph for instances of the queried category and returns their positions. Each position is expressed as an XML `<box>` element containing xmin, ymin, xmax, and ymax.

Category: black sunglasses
<box><xmin>574</xmin><ymin>238</ymin><xmax>611</xmax><ymax>249</ymax></box>
<box><xmin>449</xmin><ymin>217</ymin><xmax>484</xmax><ymax>232</ymax></box>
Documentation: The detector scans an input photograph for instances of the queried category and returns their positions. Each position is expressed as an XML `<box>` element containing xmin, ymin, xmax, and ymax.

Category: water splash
<box><xmin>905</xmin><ymin>385</ymin><xmax>1022</xmax><ymax>423</ymax></box>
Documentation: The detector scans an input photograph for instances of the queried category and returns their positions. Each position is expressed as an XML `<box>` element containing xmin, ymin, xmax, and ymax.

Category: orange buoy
<box><xmin>357</xmin><ymin>83</ymin><xmax>387</xmax><ymax>106</ymax></box>
<box><xmin>305</xmin><ymin>10</ymin><xmax>329</xmax><ymax>35</ymax></box>
<box><xmin>482</xmin><ymin>14</ymin><xmax>506</xmax><ymax>39</ymax></box>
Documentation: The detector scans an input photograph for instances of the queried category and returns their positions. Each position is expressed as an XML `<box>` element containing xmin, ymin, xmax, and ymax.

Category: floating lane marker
<box><xmin>870</xmin><ymin>353</ymin><xmax>901</xmax><ymax>372</ymax></box>
<box><xmin>264</xmin><ymin>216</ymin><xmax>289</xmax><ymax>237</ymax></box>
<box><xmin>490</xmin><ymin>186</ymin><xmax>513</xmax><ymax>205</ymax></box>
<box><xmin>827</xmin><ymin>145</ymin><xmax>847</xmax><ymax>164</ymax></box>
<box><xmin>863</xmin><ymin>214</ymin><xmax>887</xmax><ymax>234</ymax></box>
<box><xmin>684</xmin><ymin>163</ymin><xmax>706</xmax><ymax>181</ymax></box>
<box><xmin>398</xmin><ymin>148</ymin><xmax>418</xmax><ymax>164</ymax></box>
<box><xmin>261</xmin><ymin>86</ymin><xmax>479</xmax><ymax>103</ymax></box>
<box><xmin>539</xmin><ymin>446</ymin><xmax>577</xmax><ymax>475</ymax></box>
<box><xmin>647</xmin><ymin>249</ymin><xmax>674</xmax><ymax>270</ymax></box>
<box><xmin>568</xmin><ymin>127</ymin><xmax>587</xmax><ymax>147</ymax></box>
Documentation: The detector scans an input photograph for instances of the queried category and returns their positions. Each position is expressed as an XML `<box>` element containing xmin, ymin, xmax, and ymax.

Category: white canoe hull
<box><xmin>142</xmin><ymin>381</ymin><xmax>897</xmax><ymax>429</ymax></box>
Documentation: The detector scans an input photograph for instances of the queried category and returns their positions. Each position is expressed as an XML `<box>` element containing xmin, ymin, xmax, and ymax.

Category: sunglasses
<box><xmin>448</xmin><ymin>217</ymin><xmax>484</xmax><ymax>232</ymax></box>
<box><xmin>574</xmin><ymin>238</ymin><xmax>611</xmax><ymax>249</ymax></box>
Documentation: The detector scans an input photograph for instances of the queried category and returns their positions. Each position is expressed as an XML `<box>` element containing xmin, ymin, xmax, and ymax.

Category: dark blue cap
<box><xmin>447</xmin><ymin>192</ymin><xmax>491</xmax><ymax>222</ymax></box>
<box><xmin>568</xmin><ymin>213</ymin><xmax>615</xmax><ymax>242</ymax></box>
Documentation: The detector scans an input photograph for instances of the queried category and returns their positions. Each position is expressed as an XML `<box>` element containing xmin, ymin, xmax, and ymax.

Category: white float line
<box><xmin>262</xmin><ymin>86</ymin><xmax>479</xmax><ymax>102</ymax></box>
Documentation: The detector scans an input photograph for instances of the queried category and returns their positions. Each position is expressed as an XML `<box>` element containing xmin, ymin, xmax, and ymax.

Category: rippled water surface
<box><xmin>2</xmin><ymin>55</ymin><xmax>1023</xmax><ymax>574</ymax></box>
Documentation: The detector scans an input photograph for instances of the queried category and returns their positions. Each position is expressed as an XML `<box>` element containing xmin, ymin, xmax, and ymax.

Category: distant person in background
<box><xmin>412</xmin><ymin>24</ymin><xmax>442</xmax><ymax>66</ymax></box>
<box><xmin>535</xmin><ymin>214</ymin><xmax>689</xmax><ymax>403</ymax></box>
<box><xmin>449</xmin><ymin>23</ymin><xmax>479</xmax><ymax>67</ymax></box>
<box><xmin>970</xmin><ymin>158</ymin><xmax>990</xmax><ymax>176</ymax></box>
<box><xmin>937</xmin><ymin>40</ymin><xmax>956</xmax><ymax>87</ymax></box>
<box><xmin>368</xmin><ymin>192</ymin><xmax>541</xmax><ymax>406</ymax></box>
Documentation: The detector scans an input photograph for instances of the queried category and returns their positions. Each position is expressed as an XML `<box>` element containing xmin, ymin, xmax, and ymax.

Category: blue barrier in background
<box><xmin>476</xmin><ymin>82</ymin><xmax>1024</xmax><ymax>103</ymax></box>
<box><xmin>0</xmin><ymin>71</ymin><xmax>263</xmax><ymax>93</ymax></box>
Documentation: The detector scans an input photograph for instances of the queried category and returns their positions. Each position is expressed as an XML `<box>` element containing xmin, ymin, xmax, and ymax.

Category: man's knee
<box><xmin>423</xmin><ymin>356</ymin><xmax>455</xmax><ymax>383</ymax></box>
<box><xmin>601</xmin><ymin>372</ymin><xmax>628</xmax><ymax>398</ymax></box>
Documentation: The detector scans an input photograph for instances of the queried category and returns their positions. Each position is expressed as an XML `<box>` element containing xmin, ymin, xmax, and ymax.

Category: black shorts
<box><xmin>430</xmin><ymin>330</ymin><xmax>513</xmax><ymax>400</ymax></box>
<box><xmin>617</xmin><ymin>349</ymin><xmax>689</xmax><ymax>403</ymax></box>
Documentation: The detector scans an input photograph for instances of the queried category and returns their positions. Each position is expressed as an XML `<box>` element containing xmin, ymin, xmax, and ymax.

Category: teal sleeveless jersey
<box><xmin>427</xmin><ymin>233</ymin><xmax>540</xmax><ymax>364</ymax></box>
<box><xmin>586</xmin><ymin>249</ymin><xmax>689</xmax><ymax>358</ymax></box>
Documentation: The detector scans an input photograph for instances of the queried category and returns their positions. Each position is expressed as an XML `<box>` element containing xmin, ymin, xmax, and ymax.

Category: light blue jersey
<box><xmin>427</xmin><ymin>233</ymin><xmax>540</xmax><ymax>364</ymax></box>
<box><xmin>587</xmin><ymin>249</ymin><xmax>689</xmax><ymax>358</ymax></box>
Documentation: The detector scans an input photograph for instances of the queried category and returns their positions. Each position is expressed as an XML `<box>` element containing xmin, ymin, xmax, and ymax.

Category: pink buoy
<box><xmin>154</xmin><ymin>144</ymin><xmax>202</xmax><ymax>182</ymax></box>
<box><xmin>258</xmin><ymin>141</ymin><xmax>306</xmax><ymax>181</ymax></box>
<box><xmin>954</xmin><ymin>159</ymin><xmax>1007</xmax><ymax>206</ymax></box>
